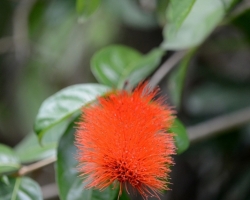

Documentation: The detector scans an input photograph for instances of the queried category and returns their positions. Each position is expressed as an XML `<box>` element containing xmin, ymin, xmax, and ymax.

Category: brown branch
<box><xmin>18</xmin><ymin>156</ymin><xmax>57</xmax><ymax>176</ymax></box>
<box><xmin>149</xmin><ymin>50</ymin><xmax>187</xmax><ymax>88</ymax></box>
<box><xmin>188</xmin><ymin>107</ymin><xmax>250</xmax><ymax>143</ymax></box>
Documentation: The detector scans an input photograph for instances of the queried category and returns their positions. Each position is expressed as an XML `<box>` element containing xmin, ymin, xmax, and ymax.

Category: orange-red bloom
<box><xmin>75</xmin><ymin>83</ymin><xmax>175</xmax><ymax>199</ymax></box>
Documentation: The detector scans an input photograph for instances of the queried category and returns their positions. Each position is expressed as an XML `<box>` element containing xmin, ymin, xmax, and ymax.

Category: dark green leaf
<box><xmin>34</xmin><ymin>84</ymin><xmax>110</xmax><ymax>143</ymax></box>
<box><xmin>91</xmin><ymin>45</ymin><xmax>142</xmax><ymax>88</ymax></box>
<box><xmin>123</xmin><ymin>48</ymin><xmax>164</xmax><ymax>89</ymax></box>
<box><xmin>0</xmin><ymin>177</ymin><xmax>42</xmax><ymax>200</ymax></box>
<box><xmin>91</xmin><ymin>45</ymin><xmax>164</xmax><ymax>89</ymax></box>
<box><xmin>14</xmin><ymin>133</ymin><xmax>56</xmax><ymax>163</ymax></box>
<box><xmin>156</xmin><ymin>0</ymin><xmax>170</xmax><ymax>25</ymax></box>
<box><xmin>0</xmin><ymin>144</ymin><xmax>20</xmax><ymax>174</ymax></box>
<box><xmin>56</xmin><ymin>123</ymin><xmax>119</xmax><ymax>200</ymax></box>
<box><xmin>162</xmin><ymin>0</ymin><xmax>236</xmax><ymax>49</ymax></box>
<box><xmin>76</xmin><ymin>0</ymin><xmax>100</xmax><ymax>18</ymax></box>
<box><xmin>170</xmin><ymin>119</ymin><xmax>189</xmax><ymax>154</ymax></box>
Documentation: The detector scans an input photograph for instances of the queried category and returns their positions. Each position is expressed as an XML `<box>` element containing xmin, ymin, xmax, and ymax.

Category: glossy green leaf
<box><xmin>119</xmin><ymin>48</ymin><xmax>164</xmax><ymax>89</ymax></box>
<box><xmin>170</xmin><ymin>119</ymin><xmax>189</xmax><ymax>154</ymax></box>
<box><xmin>76</xmin><ymin>0</ymin><xmax>100</xmax><ymax>18</ymax></box>
<box><xmin>0</xmin><ymin>144</ymin><xmax>20</xmax><ymax>174</ymax></box>
<box><xmin>91</xmin><ymin>45</ymin><xmax>142</xmax><ymax>88</ymax></box>
<box><xmin>14</xmin><ymin>133</ymin><xmax>56</xmax><ymax>163</ymax></box>
<box><xmin>0</xmin><ymin>177</ymin><xmax>42</xmax><ymax>200</ymax></box>
<box><xmin>91</xmin><ymin>45</ymin><xmax>164</xmax><ymax>89</ymax></box>
<box><xmin>162</xmin><ymin>0</ymin><xmax>236</xmax><ymax>49</ymax></box>
<box><xmin>34</xmin><ymin>84</ymin><xmax>110</xmax><ymax>143</ymax></box>
<box><xmin>56</xmin><ymin>123</ymin><xmax>119</xmax><ymax>200</ymax></box>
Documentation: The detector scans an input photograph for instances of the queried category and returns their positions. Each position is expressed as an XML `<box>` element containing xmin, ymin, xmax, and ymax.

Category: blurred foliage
<box><xmin>0</xmin><ymin>0</ymin><xmax>250</xmax><ymax>200</ymax></box>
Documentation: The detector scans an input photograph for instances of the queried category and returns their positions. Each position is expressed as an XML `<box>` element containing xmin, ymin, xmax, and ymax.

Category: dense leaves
<box><xmin>0</xmin><ymin>177</ymin><xmax>42</xmax><ymax>200</ymax></box>
<box><xmin>0</xmin><ymin>144</ymin><xmax>20</xmax><ymax>174</ymax></box>
<box><xmin>56</xmin><ymin>123</ymin><xmax>119</xmax><ymax>200</ymax></box>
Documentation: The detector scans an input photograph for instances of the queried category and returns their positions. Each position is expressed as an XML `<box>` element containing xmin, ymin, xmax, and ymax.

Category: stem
<box><xmin>149</xmin><ymin>50</ymin><xmax>187</xmax><ymax>88</ymax></box>
<box><xmin>18</xmin><ymin>156</ymin><xmax>57</xmax><ymax>176</ymax></box>
<box><xmin>188</xmin><ymin>107</ymin><xmax>250</xmax><ymax>143</ymax></box>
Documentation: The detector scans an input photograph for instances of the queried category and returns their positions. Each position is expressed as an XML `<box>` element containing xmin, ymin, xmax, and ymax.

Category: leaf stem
<box><xmin>18</xmin><ymin>156</ymin><xmax>57</xmax><ymax>176</ymax></box>
<box><xmin>149</xmin><ymin>50</ymin><xmax>187</xmax><ymax>87</ymax></box>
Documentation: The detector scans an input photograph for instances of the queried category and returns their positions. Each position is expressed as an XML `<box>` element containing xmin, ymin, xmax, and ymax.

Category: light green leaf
<box><xmin>162</xmin><ymin>0</ymin><xmax>236</xmax><ymax>49</ymax></box>
<box><xmin>34</xmin><ymin>84</ymin><xmax>110</xmax><ymax>143</ymax></box>
<box><xmin>14</xmin><ymin>133</ymin><xmax>56</xmax><ymax>163</ymax></box>
<box><xmin>0</xmin><ymin>144</ymin><xmax>20</xmax><ymax>174</ymax></box>
<box><xmin>76</xmin><ymin>0</ymin><xmax>100</xmax><ymax>19</ymax></box>
<box><xmin>0</xmin><ymin>177</ymin><xmax>42</xmax><ymax>200</ymax></box>
<box><xmin>170</xmin><ymin>119</ymin><xmax>189</xmax><ymax>154</ymax></box>
<box><xmin>91</xmin><ymin>45</ymin><xmax>164</xmax><ymax>89</ymax></box>
<box><xmin>167</xmin><ymin>0</ymin><xmax>196</xmax><ymax>34</ymax></box>
<box><xmin>56</xmin><ymin>123</ymin><xmax>119</xmax><ymax>200</ymax></box>
<box><xmin>91</xmin><ymin>45</ymin><xmax>142</xmax><ymax>88</ymax></box>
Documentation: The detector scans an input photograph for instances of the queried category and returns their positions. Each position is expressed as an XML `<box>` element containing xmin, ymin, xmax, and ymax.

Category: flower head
<box><xmin>75</xmin><ymin>83</ymin><xmax>175</xmax><ymax>199</ymax></box>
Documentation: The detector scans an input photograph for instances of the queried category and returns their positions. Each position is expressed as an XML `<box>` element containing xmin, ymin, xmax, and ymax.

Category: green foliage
<box><xmin>170</xmin><ymin>119</ymin><xmax>190</xmax><ymax>154</ymax></box>
<box><xmin>56</xmin><ymin>123</ymin><xmax>119</xmax><ymax>200</ymax></box>
<box><xmin>1</xmin><ymin>0</ymin><xmax>249</xmax><ymax>199</ymax></box>
<box><xmin>76</xmin><ymin>0</ymin><xmax>100</xmax><ymax>19</ymax></box>
<box><xmin>0</xmin><ymin>177</ymin><xmax>42</xmax><ymax>200</ymax></box>
<box><xmin>14</xmin><ymin>133</ymin><xmax>56</xmax><ymax>163</ymax></box>
<box><xmin>34</xmin><ymin>84</ymin><xmax>110</xmax><ymax>144</ymax></box>
<box><xmin>162</xmin><ymin>0</ymin><xmax>236</xmax><ymax>49</ymax></box>
<box><xmin>0</xmin><ymin>144</ymin><xmax>20</xmax><ymax>174</ymax></box>
<box><xmin>91</xmin><ymin>45</ymin><xmax>164</xmax><ymax>89</ymax></box>
<box><xmin>168</xmin><ymin>49</ymin><xmax>196</xmax><ymax>108</ymax></box>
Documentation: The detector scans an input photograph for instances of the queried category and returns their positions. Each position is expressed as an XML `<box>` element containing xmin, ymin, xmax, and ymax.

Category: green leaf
<box><xmin>168</xmin><ymin>49</ymin><xmax>196</xmax><ymax>108</ymax></box>
<box><xmin>76</xmin><ymin>0</ymin><xmax>100</xmax><ymax>19</ymax></box>
<box><xmin>91</xmin><ymin>45</ymin><xmax>142</xmax><ymax>88</ymax></box>
<box><xmin>0</xmin><ymin>177</ymin><xmax>42</xmax><ymax>200</ymax></box>
<box><xmin>34</xmin><ymin>84</ymin><xmax>110</xmax><ymax>143</ymax></box>
<box><xmin>0</xmin><ymin>144</ymin><xmax>20</xmax><ymax>174</ymax></box>
<box><xmin>56</xmin><ymin>123</ymin><xmax>119</xmax><ymax>200</ymax></box>
<box><xmin>14</xmin><ymin>133</ymin><xmax>56</xmax><ymax>163</ymax></box>
<box><xmin>91</xmin><ymin>45</ymin><xmax>164</xmax><ymax>89</ymax></box>
<box><xmin>162</xmin><ymin>0</ymin><xmax>236</xmax><ymax>49</ymax></box>
<box><xmin>170</xmin><ymin>119</ymin><xmax>189</xmax><ymax>154</ymax></box>
<box><xmin>167</xmin><ymin>0</ymin><xmax>196</xmax><ymax>34</ymax></box>
<box><xmin>119</xmin><ymin>48</ymin><xmax>164</xmax><ymax>89</ymax></box>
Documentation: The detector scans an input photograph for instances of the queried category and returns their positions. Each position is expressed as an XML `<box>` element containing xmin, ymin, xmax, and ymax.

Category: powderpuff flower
<box><xmin>75</xmin><ymin>83</ymin><xmax>176</xmax><ymax>199</ymax></box>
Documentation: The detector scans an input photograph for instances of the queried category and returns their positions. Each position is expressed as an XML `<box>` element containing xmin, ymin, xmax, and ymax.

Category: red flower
<box><xmin>75</xmin><ymin>83</ymin><xmax>175</xmax><ymax>199</ymax></box>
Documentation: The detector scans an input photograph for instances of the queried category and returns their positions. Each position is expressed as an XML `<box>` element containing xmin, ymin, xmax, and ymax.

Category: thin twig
<box><xmin>149</xmin><ymin>51</ymin><xmax>187</xmax><ymax>88</ymax></box>
<box><xmin>188</xmin><ymin>107</ymin><xmax>250</xmax><ymax>143</ymax></box>
<box><xmin>18</xmin><ymin>156</ymin><xmax>57</xmax><ymax>176</ymax></box>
